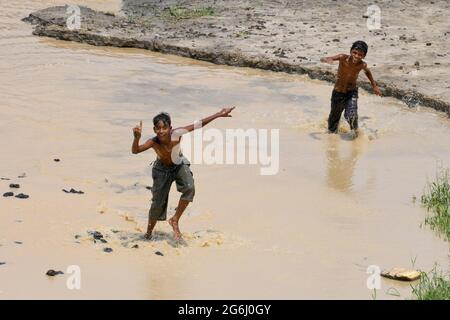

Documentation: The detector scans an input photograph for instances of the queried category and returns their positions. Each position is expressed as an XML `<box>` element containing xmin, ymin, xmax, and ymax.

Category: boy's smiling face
<box><xmin>153</xmin><ymin>120</ymin><xmax>171</xmax><ymax>140</ymax></box>
<box><xmin>350</xmin><ymin>49</ymin><xmax>365</xmax><ymax>63</ymax></box>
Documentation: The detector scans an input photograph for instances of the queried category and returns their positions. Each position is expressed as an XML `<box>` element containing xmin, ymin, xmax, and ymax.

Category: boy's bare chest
<box><xmin>154</xmin><ymin>141</ymin><xmax>181</xmax><ymax>157</ymax></box>
<box><xmin>338</xmin><ymin>60</ymin><xmax>363</xmax><ymax>77</ymax></box>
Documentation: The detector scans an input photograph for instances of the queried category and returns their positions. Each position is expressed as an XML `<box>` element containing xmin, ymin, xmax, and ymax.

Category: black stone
<box><xmin>14</xmin><ymin>241</ymin><xmax>23</xmax><ymax>245</ymax></box>
<box><xmin>91</xmin><ymin>231</ymin><xmax>103</xmax><ymax>240</ymax></box>
<box><xmin>9</xmin><ymin>184</ymin><xmax>20</xmax><ymax>188</ymax></box>
<box><xmin>132</xmin><ymin>244</ymin><xmax>139</xmax><ymax>249</ymax></box>
<box><xmin>99</xmin><ymin>239</ymin><xmax>108</xmax><ymax>243</ymax></box>
<box><xmin>0</xmin><ymin>262</ymin><xmax>6</xmax><ymax>266</ymax></box>
<box><xmin>103</xmin><ymin>247</ymin><xmax>113</xmax><ymax>253</ymax></box>
<box><xmin>46</xmin><ymin>269</ymin><xmax>64</xmax><ymax>276</ymax></box>
<box><xmin>63</xmin><ymin>188</ymin><xmax>84</xmax><ymax>194</ymax></box>
<box><xmin>53</xmin><ymin>159</ymin><xmax>60</xmax><ymax>162</ymax></box>
<box><xmin>3</xmin><ymin>192</ymin><xmax>14</xmax><ymax>197</ymax></box>
<box><xmin>155</xmin><ymin>251</ymin><xmax>164</xmax><ymax>256</ymax></box>
<box><xmin>15</xmin><ymin>193</ymin><xmax>29</xmax><ymax>199</ymax></box>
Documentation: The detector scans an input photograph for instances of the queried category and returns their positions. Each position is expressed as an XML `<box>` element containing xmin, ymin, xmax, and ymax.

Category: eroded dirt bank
<box><xmin>23</xmin><ymin>0</ymin><xmax>450</xmax><ymax>115</ymax></box>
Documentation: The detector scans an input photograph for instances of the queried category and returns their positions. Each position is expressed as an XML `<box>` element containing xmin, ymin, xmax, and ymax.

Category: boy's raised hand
<box><xmin>218</xmin><ymin>107</ymin><xmax>235</xmax><ymax>117</ymax></box>
<box><xmin>133</xmin><ymin>120</ymin><xmax>142</xmax><ymax>139</ymax></box>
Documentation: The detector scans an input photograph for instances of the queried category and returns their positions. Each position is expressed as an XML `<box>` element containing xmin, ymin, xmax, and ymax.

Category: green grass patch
<box><xmin>411</xmin><ymin>266</ymin><xmax>450</xmax><ymax>300</ymax></box>
<box><xmin>421</xmin><ymin>168</ymin><xmax>450</xmax><ymax>241</ymax></box>
<box><xmin>162</xmin><ymin>5</ymin><xmax>215</xmax><ymax>20</ymax></box>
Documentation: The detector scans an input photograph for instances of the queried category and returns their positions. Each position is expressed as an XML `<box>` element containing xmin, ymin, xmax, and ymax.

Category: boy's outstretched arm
<box><xmin>320</xmin><ymin>54</ymin><xmax>345</xmax><ymax>64</ymax></box>
<box><xmin>363</xmin><ymin>64</ymin><xmax>382</xmax><ymax>96</ymax></box>
<box><xmin>131</xmin><ymin>121</ymin><xmax>155</xmax><ymax>154</ymax></box>
<box><xmin>174</xmin><ymin>107</ymin><xmax>235</xmax><ymax>136</ymax></box>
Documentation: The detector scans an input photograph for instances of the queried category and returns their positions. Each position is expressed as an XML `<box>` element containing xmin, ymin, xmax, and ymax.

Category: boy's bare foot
<box><xmin>144</xmin><ymin>232</ymin><xmax>152</xmax><ymax>240</ymax></box>
<box><xmin>168</xmin><ymin>217</ymin><xmax>182</xmax><ymax>241</ymax></box>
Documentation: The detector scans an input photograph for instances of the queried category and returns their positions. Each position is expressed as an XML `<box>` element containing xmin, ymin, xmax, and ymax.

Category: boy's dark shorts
<box><xmin>328</xmin><ymin>88</ymin><xmax>359</xmax><ymax>132</ymax></box>
<box><xmin>149</xmin><ymin>158</ymin><xmax>195</xmax><ymax>221</ymax></box>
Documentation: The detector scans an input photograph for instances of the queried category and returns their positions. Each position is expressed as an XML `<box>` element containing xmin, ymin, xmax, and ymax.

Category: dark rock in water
<box><xmin>62</xmin><ymin>188</ymin><xmax>84</xmax><ymax>194</ymax></box>
<box><xmin>74</xmin><ymin>235</ymin><xmax>81</xmax><ymax>239</ymax></box>
<box><xmin>99</xmin><ymin>239</ymin><xmax>108</xmax><ymax>243</ymax></box>
<box><xmin>3</xmin><ymin>192</ymin><xmax>14</xmax><ymax>197</ymax></box>
<box><xmin>90</xmin><ymin>231</ymin><xmax>104</xmax><ymax>240</ymax></box>
<box><xmin>103</xmin><ymin>247</ymin><xmax>113</xmax><ymax>253</ymax></box>
<box><xmin>9</xmin><ymin>184</ymin><xmax>20</xmax><ymax>188</ymax></box>
<box><xmin>1</xmin><ymin>177</ymin><xmax>10</xmax><ymax>180</ymax></box>
<box><xmin>111</xmin><ymin>229</ymin><xmax>119</xmax><ymax>233</ymax></box>
<box><xmin>0</xmin><ymin>262</ymin><xmax>6</xmax><ymax>266</ymax></box>
<box><xmin>46</xmin><ymin>269</ymin><xmax>64</xmax><ymax>276</ymax></box>
<box><xmin>155</xmin><ymin>251</ymin><xmax>164</xmax><ymax>256</ymax></box>
<box><xmin>15</xmin><ymin>193</ymin><xmax>29</xmax><ymax>199</ymax></box>
<box><xmin>132</xmin><ymin>244</ymin><xmax>139</xmax><ymax>249</ymax></box>
<box><xmin>53</xmin><ymin>159</ymin><xmax>60</xmax><ymax>162</ymax></box>
<box><xmin>146</xmin><ymin>186</ymin><xmax>152</xmax><ymax>191</ymax></box>
<box><xmin>14</xmin><ymin>241</ymin><xmax>23</xmax><ymax>245</ymax></box>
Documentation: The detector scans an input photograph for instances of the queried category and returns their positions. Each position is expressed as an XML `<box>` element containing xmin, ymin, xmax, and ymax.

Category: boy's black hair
<box><xmin>351</xmin><ymin>40</ymin><xmax>368</xmax><ymax>55</ymax></box>
<box><xmin>153</xmin><ymin>112</ymin><xmax>171</xmax><ymax>127</ymax></box>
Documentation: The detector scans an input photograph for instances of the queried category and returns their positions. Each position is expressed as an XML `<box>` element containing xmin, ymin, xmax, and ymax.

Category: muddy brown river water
<box><xmin>0</xmin><ymin>0</ymin><xmax>449</xmax><ymax>299</ymax></box>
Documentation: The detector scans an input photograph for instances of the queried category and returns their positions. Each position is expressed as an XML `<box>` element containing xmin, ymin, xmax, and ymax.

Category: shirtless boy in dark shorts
<box><xmin>321</xmin><ymin>41</ymin><xmax>382</xmax><ymax>136</ymax></box>
<box><xmin>131</xmin><ymin>107</ymin><xmax>235</xmax><ymax>241</ymax></box>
